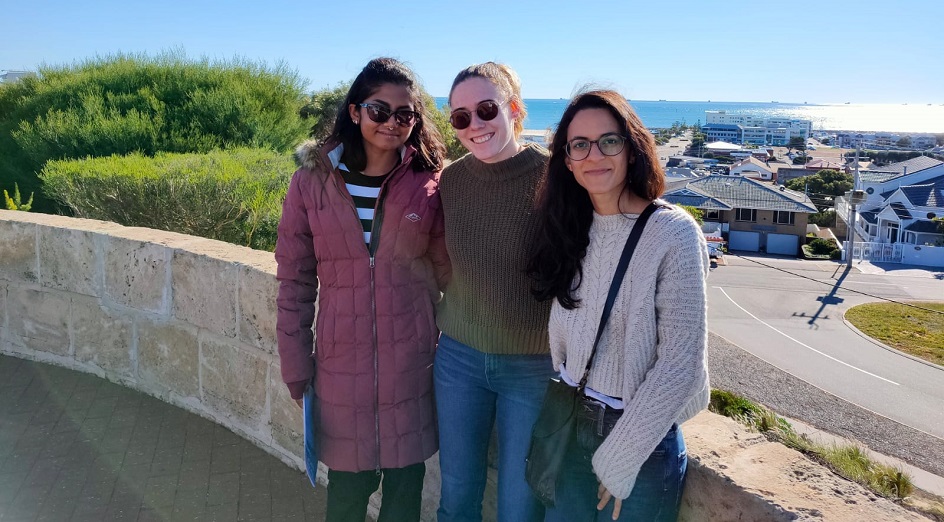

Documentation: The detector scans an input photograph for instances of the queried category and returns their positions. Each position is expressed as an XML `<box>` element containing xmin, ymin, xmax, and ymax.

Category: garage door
<box><xmin>729</xmin><ymin>231</ymin><xmax>760</xmax><ymax>252</ymax></box>
<box><xmin>767</xmin><ymin>234</ymin><xmax>799</xmax><ymax>256</ymax></box>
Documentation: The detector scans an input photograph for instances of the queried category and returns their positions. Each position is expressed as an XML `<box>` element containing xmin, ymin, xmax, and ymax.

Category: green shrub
<box><xmin>0</xmin><ymin>51</ymin><xmax>309</xmax><ymax>212</ymax></box>
<box><xmin>425</xmin><ymin>96</ymin><xmax>466</xmax><ymax>161</ymax></box>
<box><xmin>40</xmin><ymin>148</ymin><xmax>293</xmax><ymax>251</ymax></box>
<box><xmin>709</xmin><ymin>389</ymin><xmax>763</xmax><ymax>419</ymax></box>
<box><xmin>809</xmin><ymin>237</ymin><xmax>837</xmax><ymax>255</ymax></box>
<box><xmin>680</xmin><ymin>205</ymin><xmax>704</xmax><ymax>225</ymax></box>
<box><xmin>830</xmin><ymin>249</ymin><xmax>842</xmax><ymax>260</ymax></box>
<box><xmin>3</xmin><ymin>183</ymin><xmax>33</xmax><ymax>211</ymax></box>
<box><xmin>301</xmin><ymin>82</ymin><xmax>350</xmax><ymax>142</ymax></box>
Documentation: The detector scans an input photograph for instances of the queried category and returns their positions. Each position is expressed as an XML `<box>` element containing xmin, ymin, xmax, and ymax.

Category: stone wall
<box><xmin>0</xmin><ymin>210</ymin><xmax>927</xmax><ymax>521</ymax></box>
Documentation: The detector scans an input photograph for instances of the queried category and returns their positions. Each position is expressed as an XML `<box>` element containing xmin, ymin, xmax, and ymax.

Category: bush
<box><xmin>300</xmin><ymin>82</ymin><xmax>350</xmax><ymax>142</ymax></box>
<box><xmin>0</xmin><ymin>51</ymin><xmax>309</xmax><ymax>212</ymax></box>
<box><xmin>40</xmin><ymin>148</ymin><xmax>294</xmax><ymax>251</ymax></box>
<box><xmin>709</xmin><ymin>389</ymin><xmax>763</xmax><ymax>419</ymax></box>
<box><xmin>680</xmin><ymin>205</ymin><xmax>704</xmax><ymax>225</ymax></box>
<box><xmin>3</xmin><ymin>183</ymin><xmax>33</xmax><ymax>211</ymax></box>
<box><xmin>425</xmin><ymin>96</ymin><xmax>466</xmax><ymax>161</ymax></box>
<box><xmin>809</xmin><ymin>238</ymin><xmax>837</xmax><ymax>255</ymax></box>
<box><xmin>830</xmin><ymin>249</ymin><xmax>842</xmax><ymax>260</ymax></box>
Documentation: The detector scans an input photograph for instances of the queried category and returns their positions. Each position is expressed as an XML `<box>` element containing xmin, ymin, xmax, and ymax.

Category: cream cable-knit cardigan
<box><xmin>547</xmin><ymin>203</ymin><xmax>710</xmax><ymax>499</ymax></box>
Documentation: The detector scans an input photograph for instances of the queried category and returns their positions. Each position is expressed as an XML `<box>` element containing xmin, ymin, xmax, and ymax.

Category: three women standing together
<box><xmin>275</xmin><ymin>57</ymin><xmax>709</xmax><ymax>522</ymax></box>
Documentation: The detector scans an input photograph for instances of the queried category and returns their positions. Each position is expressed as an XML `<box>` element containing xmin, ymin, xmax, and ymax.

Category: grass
<box><xmin>708</xmin><ymin>389</ymin><xmax>915</xmax><ymax>501</ymax></box>
<box><xmin>844</xmin><ymin>302</ymin><xmax>944</xmax><ymax>366</ymax></box>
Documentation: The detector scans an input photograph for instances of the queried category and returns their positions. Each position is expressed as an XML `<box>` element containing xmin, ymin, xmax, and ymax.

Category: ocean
<box><xmin>433</xmin><ymin>98</ymin><xmax>944</xmax><ymax>134</ymax></box>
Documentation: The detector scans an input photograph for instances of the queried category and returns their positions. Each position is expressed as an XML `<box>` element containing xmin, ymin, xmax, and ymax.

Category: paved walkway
<box><xmin>0</xmin><ymin>354</ymin><xmax>327</xmax><ymax>521</ymax></box>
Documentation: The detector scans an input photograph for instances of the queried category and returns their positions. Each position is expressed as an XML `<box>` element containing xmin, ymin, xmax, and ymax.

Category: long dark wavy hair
<box><xmin>527</xmin><ymin>90</ymin><xmax>665</xmax><ymax>309</ymax></box>
<box><xmin>327</xmin><ymin>57</ymin><xmax>445</xmax><ymax>172</ymax></box>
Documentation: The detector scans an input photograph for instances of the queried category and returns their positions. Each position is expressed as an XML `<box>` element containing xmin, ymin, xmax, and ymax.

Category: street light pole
<box><xmin>846</xmin><ymin>147</ymin><xmax>860</xmax><ymax>268</ymax></box>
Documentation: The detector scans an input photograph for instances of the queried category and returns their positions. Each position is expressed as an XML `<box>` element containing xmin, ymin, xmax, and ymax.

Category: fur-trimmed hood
<box><xmin>293</xmin><ymin>139</ymin><xmax>336</xmax><ymax>172</ymax></box>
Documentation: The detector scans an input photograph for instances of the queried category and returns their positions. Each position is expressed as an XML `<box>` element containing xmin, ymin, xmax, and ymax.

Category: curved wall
<box><xmin>0</xmin><ymin>209</ymin><xmax>303</xmax><ymax>469</ymax></box>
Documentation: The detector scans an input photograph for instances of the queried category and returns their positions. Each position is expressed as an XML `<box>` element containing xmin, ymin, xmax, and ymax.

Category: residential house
<box><xmin>836</xmin><ymin>157</ymin><xmax>944</xmax><ymax>266</ymax></box>
<box><xmin>729</xmin><ymin>157</ymin><xmax>775</xmax><ymax>181</ymax></box>
<box><xmin>663</xmin><ymin>175</ymin><xmax>817</xmax><ymax>256</ymax></box>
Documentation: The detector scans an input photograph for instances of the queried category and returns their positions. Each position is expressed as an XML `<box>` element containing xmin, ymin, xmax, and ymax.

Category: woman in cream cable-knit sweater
<box><xmin>528</xmin><ymin>90</ymin><xmax>709</xmax><ymax>521</ymax></box>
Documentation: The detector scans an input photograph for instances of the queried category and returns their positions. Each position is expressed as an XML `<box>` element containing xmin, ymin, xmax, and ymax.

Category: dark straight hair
<box><xmin>327</xmin><ymin>57</ymin><xmax>445</xmax><ymax>172</ymax></box>
<box><xmin>528</xmin><ymin>90</ymin><xmax>665</xmax><ymax>309</ymax></box>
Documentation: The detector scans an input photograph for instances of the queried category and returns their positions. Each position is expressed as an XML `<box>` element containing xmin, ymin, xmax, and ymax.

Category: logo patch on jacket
<box><xmin>405</xmin><ymin>213</ymin><xmax>421</xmax><ymax>222</ymax></box>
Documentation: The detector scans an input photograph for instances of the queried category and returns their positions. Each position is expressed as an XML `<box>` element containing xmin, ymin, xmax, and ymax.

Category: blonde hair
<box><xmin>449</xmin><ymin>62</ymin><xmax>527</xmax><ymax>139</ymax></box>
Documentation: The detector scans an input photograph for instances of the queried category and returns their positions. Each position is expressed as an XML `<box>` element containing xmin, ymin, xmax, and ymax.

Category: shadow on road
<box><xmin>792</xmin><ymin>265</ymin><xmax>851</xmax><ymax>328</ymax></box>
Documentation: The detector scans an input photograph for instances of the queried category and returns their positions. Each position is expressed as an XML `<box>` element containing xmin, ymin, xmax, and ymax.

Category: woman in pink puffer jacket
<box><xmin>275</xmin><ymin>57</ymin><xmax>450</xmax><ymax>522</ymax></box>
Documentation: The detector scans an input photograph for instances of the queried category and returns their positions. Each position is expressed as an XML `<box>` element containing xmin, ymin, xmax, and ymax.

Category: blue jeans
<box><xmin>545</xmin><ymin>406</ymin><xmax>687</xmax><ymax>522</ymax></box>
<box><xmin>434</xmin><ymin>334</ymin><xmax>555</xmax><ymax>522</ymax></box>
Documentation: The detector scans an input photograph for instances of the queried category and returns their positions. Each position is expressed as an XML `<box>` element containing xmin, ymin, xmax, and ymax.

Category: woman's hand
<box><xmin>597</xmin><ymin>483</ymin><xmax>622</xmax><ymax>520</ymax></box>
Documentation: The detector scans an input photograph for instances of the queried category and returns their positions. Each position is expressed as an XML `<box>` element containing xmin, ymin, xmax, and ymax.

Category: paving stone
<box><xmin>0</xmin><ymin>354</ymin><xmax>328</xmax><ymax>521</ymax></box>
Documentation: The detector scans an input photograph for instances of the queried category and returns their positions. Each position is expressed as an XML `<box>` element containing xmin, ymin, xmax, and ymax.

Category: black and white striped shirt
<box><xmin>339</xmin><ymin>163</ymin><xmax>391</xmax><ymax>245</ymax></box>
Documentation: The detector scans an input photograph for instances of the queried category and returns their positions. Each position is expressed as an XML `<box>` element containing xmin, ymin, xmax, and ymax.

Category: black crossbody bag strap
<box><xmin>577</xmin><ymin>202</ymin><xmax>660</xmax><ymax>391</ymax></box>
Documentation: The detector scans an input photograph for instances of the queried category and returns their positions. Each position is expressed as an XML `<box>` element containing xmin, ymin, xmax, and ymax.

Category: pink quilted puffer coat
<box><xmin>275</xmin><ymin>140</ymin><xmax>450</xmax><ymax>472</ymax></box>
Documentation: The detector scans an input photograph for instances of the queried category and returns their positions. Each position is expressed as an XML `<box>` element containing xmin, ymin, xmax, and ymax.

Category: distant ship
<box><xmin>771</xmin><ymin>101</ymin><xmax>779</xmax><ymax>103</ymax></box>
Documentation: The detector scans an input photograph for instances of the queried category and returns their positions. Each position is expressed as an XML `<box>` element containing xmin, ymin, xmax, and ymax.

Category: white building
<box><xmin>729</xmin><ymin>157</ymin><xmax>775</xmax><ymax>181</ymax></box>
<box><xmin>704</xmin><ymin>111</ymin><xmax>811</xmax><ymax>146</ymax></box>
<box><xmin>0</xmin><ymin>70</ymin><xmax>32</xmax><ymax>83</ymax></box>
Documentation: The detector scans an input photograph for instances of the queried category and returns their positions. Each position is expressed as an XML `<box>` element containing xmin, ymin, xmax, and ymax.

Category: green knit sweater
<box><xmin>437</xmin><ymin>144</ymin><xmax>551</xmax><ymax>355</ymax></box>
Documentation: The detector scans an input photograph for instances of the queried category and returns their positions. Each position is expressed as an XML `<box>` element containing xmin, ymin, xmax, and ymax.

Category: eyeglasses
<box><xmin>449</xmin><ymin>100</ymin><xmax>507</xmax><ymax>130</ymax></box>
<box><xmin>565</xmin><ymin>133</ymin><xmax>628</xmax><ymax>161</ymax></box>
<box><xmin>358</xmin><ymin>103</ymin><xmax>419</xmax><ymax>127</ymax></box>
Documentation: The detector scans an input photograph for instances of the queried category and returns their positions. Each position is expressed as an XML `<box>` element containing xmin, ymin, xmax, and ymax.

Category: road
<box><xmin>706</xmin><ymin>254</ymin><xmax>944</xmax><ymax>439</ymax></box>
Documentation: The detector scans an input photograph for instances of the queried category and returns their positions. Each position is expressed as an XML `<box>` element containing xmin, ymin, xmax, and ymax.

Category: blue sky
<box><xmin>2</xmin><ymin>0</ymin><xmax>941</xmax><ymax>104</ymax></box>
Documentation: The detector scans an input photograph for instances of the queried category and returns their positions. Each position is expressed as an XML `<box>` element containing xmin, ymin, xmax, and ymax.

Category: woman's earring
<box><xmin>353</xmin><ymin>118</ymin><xmax>359</xmax><ymax>125</ymax></box>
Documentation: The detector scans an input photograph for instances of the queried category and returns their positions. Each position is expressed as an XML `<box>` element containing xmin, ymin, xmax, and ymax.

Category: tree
<box><xmin>809</xmin><ymin>210</ymin><xmax>836</xmax><ymax>227</ymax></box>
<box><xmin>896</xmin><ymin>136</ymin><xmax>912</xmax><ymax>148</ymax></box>
<box><xmin>788</xmin><ymin>136</ymin><xmax>806</xmax><ymax>152</ymax></box>
<box><xmin>300</xmin><ymin>82</ymin><xmax>350</xmax><ymax>142</ymax></box>
<box><xmin>784</xmin><ymin>170</ymin><xmax>853</xmax><ymax>210</ymax></box>
<box><xmin>0</xmin><ymin>52</ymin><xmax>309</xmax><ymax>212</ymax></box>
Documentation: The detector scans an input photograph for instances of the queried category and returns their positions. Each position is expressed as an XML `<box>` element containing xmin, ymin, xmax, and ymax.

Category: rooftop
<box><xmin>664</xmin><ymin>175</ymin><xmax>817</xmax><ymax>213</ymax></box>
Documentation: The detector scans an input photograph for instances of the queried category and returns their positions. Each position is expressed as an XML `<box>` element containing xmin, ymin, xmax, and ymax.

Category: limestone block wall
<box><xmin>1</xmin><ymin>210</ymin><xmax>927</xmax><ymax>521</ymax></box>
<box><xmin>0</xmin><ymin>210</ymin><xmax>303</xmax><ymax>468</ymax></box>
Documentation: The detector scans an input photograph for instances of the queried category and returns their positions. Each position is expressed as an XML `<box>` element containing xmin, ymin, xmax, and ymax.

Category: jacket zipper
<box><xmin>327</xmin><ymin>151</ymin><xmax>401</xmax><ymax>475</ymax></box>
<box><xmin>368</xmin><ymin>182</ymin><xmax>390</xmax><ymax>475</ymax></box>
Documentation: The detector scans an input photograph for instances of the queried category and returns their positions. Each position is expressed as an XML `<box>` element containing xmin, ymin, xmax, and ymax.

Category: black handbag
<box><xmin>525</xmin><ymin>202</ymin><xmax>660</xmax><ymax>507</ymax></box>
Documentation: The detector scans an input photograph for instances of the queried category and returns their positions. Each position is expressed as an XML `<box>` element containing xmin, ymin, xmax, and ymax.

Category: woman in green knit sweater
<box><xmin>434</xmin><ymin>62</ymin><xmax>554</xmax><ymax>522</ymax></box>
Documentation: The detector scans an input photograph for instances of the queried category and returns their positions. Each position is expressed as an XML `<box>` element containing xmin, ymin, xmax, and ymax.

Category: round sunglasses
<box><xmin>565</xmin><ymin>133</ymin><xmax>628</xmax><ymax>161</ymax></box>
<box><xmin>449</xmin><ymin>99</ymin><xmax>508</xmax><ymax>130</ymax></box>
<box><xmin>358</xmin><ymin>103</ymin><xmax>419</xmax><ymax>127</ymax></box>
